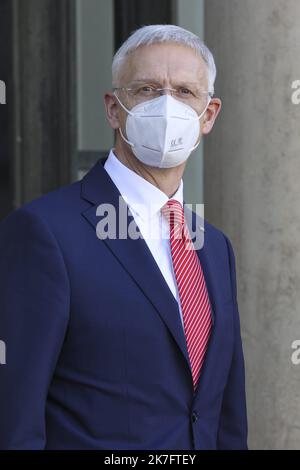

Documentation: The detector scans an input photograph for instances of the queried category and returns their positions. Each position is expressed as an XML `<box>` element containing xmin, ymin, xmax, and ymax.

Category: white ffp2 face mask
<box><xmin>114</xmin><ymin>93</ymin><xmax>211</xmax><ymax>168</ymax></box>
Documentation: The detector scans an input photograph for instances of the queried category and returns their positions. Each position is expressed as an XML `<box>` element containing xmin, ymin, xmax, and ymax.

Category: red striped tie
<box><xmin>162</xmin><ymin>199</ymin><xmax>212</xmax><ymax>393</ymax></box>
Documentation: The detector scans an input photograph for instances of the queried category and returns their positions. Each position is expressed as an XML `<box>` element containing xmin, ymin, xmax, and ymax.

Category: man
<box><xmin>0</xmin><ymin>24</ymin><xmax>247</xmax><ymax>450</ymax></box>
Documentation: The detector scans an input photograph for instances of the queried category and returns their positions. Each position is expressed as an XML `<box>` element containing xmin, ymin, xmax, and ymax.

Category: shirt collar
<box><xmin>104</xmin><ymin>149</ymin><xmax>184</xmax><ymax>221</ymax></box>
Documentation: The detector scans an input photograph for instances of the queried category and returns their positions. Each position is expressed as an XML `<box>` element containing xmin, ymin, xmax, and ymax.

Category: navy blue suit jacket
<box><xmin>0</xmin><ymin>157</ymin><xmax>247</xmax><ymax>450</ymax></box>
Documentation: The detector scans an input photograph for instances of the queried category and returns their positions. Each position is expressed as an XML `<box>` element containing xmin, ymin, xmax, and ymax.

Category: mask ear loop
<box><xmin>188</xmin><ymin>97</ymin><xmax>211</xmax><ymax>152</ymax></box>
<box><xmin>119</xmin><ymin>127</ymin><xmax>135</xmax><ymax>147</ymax></box>
<box><xmin>113</xmin><ymin>91</ymin><xmax>134</xmax><ymax>115</ymax></box>
<box><xmin>113</xmin><ymin>91</ymin><xmax>135</xmax><ymax>147</ymax></box>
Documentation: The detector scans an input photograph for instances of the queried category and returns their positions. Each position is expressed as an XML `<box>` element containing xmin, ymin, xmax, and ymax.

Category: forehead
<box><xmin>119</xmin><ymin>42</ymin><xmax>208</xmax><ymax>86</ymax></box>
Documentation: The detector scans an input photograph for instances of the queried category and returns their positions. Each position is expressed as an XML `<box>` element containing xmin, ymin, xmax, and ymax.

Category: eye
<box><xmin>180</xmin><ymin>87</ymin><xmax>192</xmax><ymax>94</ymax></box>
<box><xmin>139</xmin><ymin>85</ymin><xmax>156</xmax><ymax>94</ymax></box>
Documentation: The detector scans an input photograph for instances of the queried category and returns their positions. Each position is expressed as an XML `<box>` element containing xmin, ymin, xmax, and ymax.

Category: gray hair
<box><xmin>112</xmin><ymin>24</ymin><xmax>216</xmax><ymax>93</ymax></box>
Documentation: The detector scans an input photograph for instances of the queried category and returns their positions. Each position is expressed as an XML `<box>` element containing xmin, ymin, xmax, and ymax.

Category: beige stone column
<box><xmin>205</xmin><ymin>0</ymin><xmax>300</xmax><ymax>449</ymax></box>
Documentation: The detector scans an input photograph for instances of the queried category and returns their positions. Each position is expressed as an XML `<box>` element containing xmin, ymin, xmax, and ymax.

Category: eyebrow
<box><xmin>129</xmin><ymin>79</ymin><xmax>204</xmax><ymax>88</ymax></box>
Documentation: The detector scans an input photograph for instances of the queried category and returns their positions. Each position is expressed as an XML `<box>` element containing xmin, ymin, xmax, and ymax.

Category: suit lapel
<box><xmin>184</xmin><ymin>205</ymin><xmax>216</xmax><ymax>327</ymax></box>
<box><xmin>184</xmin><ymin>205</ymin><xmax>219</xmax><ymax>400</ymax></box>
<box><xmin>81</xmin><ymin>158</ymin><xmax>192</xmax><ymax>374</ymax></box>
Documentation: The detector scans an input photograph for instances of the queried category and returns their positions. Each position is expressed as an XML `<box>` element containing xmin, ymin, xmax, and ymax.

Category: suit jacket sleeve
<box><xmin>217</xmin><ymin>234</ymin><xmax>248</xmax><ymax>450</ymax></box>
<box><xmin>0</xmin><ymin>208</ymin><xmax>70</xmax><ymax>449</ymax></box>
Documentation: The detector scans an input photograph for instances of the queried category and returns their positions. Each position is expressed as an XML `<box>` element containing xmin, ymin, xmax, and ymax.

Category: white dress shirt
<box><xmin>104</xmin><ymin>149</ymin><xmax>184</xmax><ymax>329</ymax></box>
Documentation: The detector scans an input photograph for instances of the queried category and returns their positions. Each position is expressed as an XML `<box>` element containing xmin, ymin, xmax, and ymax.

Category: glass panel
<box><xmin>75</xmin><ymin>0</ymin><xmax>115</xmax><ymax>178</ymax></box>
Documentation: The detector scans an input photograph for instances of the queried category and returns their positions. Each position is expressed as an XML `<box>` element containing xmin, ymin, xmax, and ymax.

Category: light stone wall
<box><xmin>204</xmin><ymin>0</ymin><xmax>300</xmax><ymax>449</ymax></box>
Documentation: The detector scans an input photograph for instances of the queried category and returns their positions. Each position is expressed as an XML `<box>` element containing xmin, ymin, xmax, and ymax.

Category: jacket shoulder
<box><xmin>22</xmin><ymin>179</ymin><xmax>83</xmax><ymax>214</ymax></box>
<box><xmin>201</xmin><ymin>218</ymin><xmax>238</xmax><ymax>277</ymax></box>
<box><xmin>1</xmin><ymin>179</ymin><xmax>87</xmax><ymax>229</ymax></box>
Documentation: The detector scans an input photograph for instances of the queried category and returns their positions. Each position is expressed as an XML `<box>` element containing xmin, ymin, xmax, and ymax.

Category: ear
<box><xmin>104</xmin><ymin>91</ymin><xmax>121</xmax><ymax>130</ymax></box>
<box><xmin>201</xmin><ymin>98</ymin><xmax>222</xmax><ymax>135</ymax></box>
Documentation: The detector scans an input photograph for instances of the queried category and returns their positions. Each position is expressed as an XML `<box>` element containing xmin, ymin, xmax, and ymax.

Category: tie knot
<box><xmin>161</xmin><ymin>199</ymin><xmax>185</xmax><ymax>227</ymax></box>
